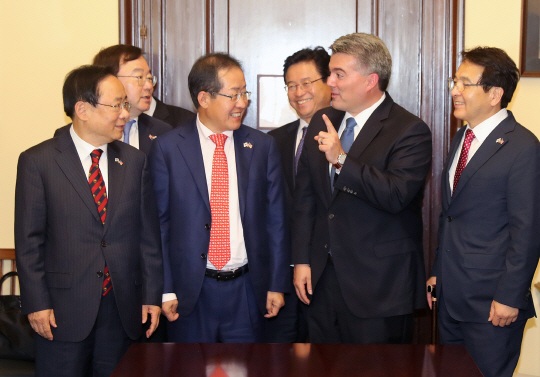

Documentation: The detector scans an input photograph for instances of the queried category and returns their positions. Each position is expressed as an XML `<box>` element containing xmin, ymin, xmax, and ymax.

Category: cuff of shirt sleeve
<box><xmin>162</xmin><ymin>293</ymin><xmax>177</xmax><ymax>303</ymax></box>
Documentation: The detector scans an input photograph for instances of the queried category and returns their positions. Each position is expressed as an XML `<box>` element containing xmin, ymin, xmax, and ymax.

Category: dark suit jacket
<box><xmin>268</xmin><ymin>119</ymin><xmax>300</xmax><ymax>209</ymax></box>
<box><xmin>152</xmin><ymin>97</ymin><xmax>195</xmax><ymax>128</ymax></box>
<box><xmin>53</xmin><ymin>113</ymin><xmax>171</xmax><ymax>155</ymax></box>
<box><xmin>14</xmin><ymin>130</ymin><xmax>163</xmax><ymax>342</ymax></box>
<box><xmin>431</xmin><ymin>111</ymin><xmax>540</xmax><ymax>322</ymax></box>
<box><xmin>149</xmin><ymin>120</ymin><xmax>290</xmax><ymax>318</ymax></box>
<box><xmin>292</xmin><ymin>93</ymin><xmax>432</xmax><ymax>318</ymax></box>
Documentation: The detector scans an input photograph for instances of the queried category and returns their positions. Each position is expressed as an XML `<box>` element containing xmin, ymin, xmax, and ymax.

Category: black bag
<box><xmin>0</xmin><ymin>271</ymin><xmax>35</xmax><ymax>360</ymax></box>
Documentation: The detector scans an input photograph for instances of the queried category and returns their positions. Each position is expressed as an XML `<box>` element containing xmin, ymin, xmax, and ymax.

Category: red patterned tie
<box><xmin>208</xmin><ymin>134</ymin><xmax>230</xmax><ymax>270</ymax></box>
<box><xmin>453</xmin><ymin>129</ymin><xmax>475</xmax><ymax>194</ymax></box>
<box><xmin>88</xmin><ymin>149</ymin><xmax>112</xmax><ymax>296</ymax></box>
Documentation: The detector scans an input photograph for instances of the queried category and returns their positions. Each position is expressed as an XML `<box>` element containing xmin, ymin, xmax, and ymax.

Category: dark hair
<box><xmin>63</xmin><ymin>65</ymin><xmax>115</xmax><ymax>118</ymax></box>
<box><xmin>188</xmin><ymin>53</ymin><xmax>243</xmax><ymax>108</ymax></box>
<box><xmin>461</xmin><ymin>47</ymin><xmax>519</xmax><ymax>108</ymax></box>
<box><xmin>93</xmin><ymin>44</ymin><xmax>143</xmax><ymax>75</ymax></box>
<box><xmin>283</xmin><ymin>47</ymin><xmax>331</xmax><ymax>84</ymax></box>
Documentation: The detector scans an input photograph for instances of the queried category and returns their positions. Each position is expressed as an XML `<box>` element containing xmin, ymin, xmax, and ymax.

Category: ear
<box><xmin>489</xmin><ymin>87</ymin><xmax>503</xmax><ymax>107</ymax></box>
<box><xmin>197</xmin><ymin>91</ymin><xmax>210</xmax><ymax>109</ymax></box>
<box><xmin>366</xmin><ymin>73</ymin><xmax>380</xmax><ymax>91</ymax></box>
<box><xmin>74</xmin><ymin>101</ymin><xmax>90</xmax><ymax>121</ymax></box>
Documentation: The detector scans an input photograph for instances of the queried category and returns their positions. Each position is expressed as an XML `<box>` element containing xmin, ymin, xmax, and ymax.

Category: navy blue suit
<box><xmin>432</xmin><ymin>111</ymin><xmax>540</xmax><ymax>377</ymax></box>
<box><xmin>149</xmin><ymin>119</ymin><xmax>290</xmax><ymax>341</ymax></box>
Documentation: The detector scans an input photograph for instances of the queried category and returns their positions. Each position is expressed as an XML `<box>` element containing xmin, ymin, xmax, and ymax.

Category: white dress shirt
<box><xmin>330</xmin><ymin>92</ymin><xmax>386</xmax><ymax>175</ymax></box>
<box><xmin>448</xmin><ymin>108</ymin><xmax>508</xmax><ymax>191</ymax></box>
<box><xmin>70</xmin><ymin>125</ymin><xmax>109</xmax><ymax>191</ymax></box>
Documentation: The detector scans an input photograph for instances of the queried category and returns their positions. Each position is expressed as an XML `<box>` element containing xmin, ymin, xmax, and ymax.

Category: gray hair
<box><xmin>330</xmin><ymin>33</ymin><xmax>392</xmax><ymax>91</ymax></box>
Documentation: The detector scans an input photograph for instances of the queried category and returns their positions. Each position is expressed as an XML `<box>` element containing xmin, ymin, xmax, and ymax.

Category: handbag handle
<box><xmin>0</xmin><ymin>271</ymin><xmax>18</xmax><ymax>287</ymax></box>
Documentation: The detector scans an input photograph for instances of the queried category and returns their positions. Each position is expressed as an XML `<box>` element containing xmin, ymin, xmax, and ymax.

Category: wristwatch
<box><xmin>333</xmin><ymin>153</ymin><xmax>347</xmax><ymax>170</ymax></box>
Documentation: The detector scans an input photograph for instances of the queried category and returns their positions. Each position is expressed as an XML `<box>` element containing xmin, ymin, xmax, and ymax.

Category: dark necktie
<box><xmin>331</xmin><ymin>117</ymin><xmax>357</xmax><ymax>190</ymax></box>
<box><xmin>295</xmin><ymin>126</ymin><xmax>308</xmax><ymax>176</ymax></box>
<box><xmin>208</xmin><ymin>134</ymin><xmax>230</xmax><ymax>270</ymax></box>
<box><xmin>88</xmin><ymin>149</ymin><xmax>112</xmax><ymax>296</ymax></box>
<box><xmin>452</xmin><ymin>129</ymin><xmax>475</xmax><ymax>194</ymax></box>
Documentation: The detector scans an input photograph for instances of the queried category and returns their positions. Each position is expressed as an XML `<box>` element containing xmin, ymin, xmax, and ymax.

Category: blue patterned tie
<box><xmin>123</xmin><ymin>119</ymin><xmax>136</xmax><ymax>144</ymax></box>
<box><xmin>331</xmin><ymin>117</ymin><xmax>357</xmax><ymax>190</ymax></box>
<box><xmin>295</xmin><ymin>126</ymin><xmax>308</xmax><ymax>176</ymax></box>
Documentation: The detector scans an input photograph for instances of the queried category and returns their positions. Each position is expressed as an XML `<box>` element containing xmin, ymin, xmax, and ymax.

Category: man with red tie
<box><xmin>149</xmin><ymin>53</ymin><xmax>290</xmax><ymax>342</ymax></box>
<box><xmin>427</xmin><ymin>47</ymin><xmax>540</xmax><ymax>377</ymax></box>
<box><xmin>15</xmin><ymin>65</ymin><xmax>163</xmax><ymax>377</ymax></box>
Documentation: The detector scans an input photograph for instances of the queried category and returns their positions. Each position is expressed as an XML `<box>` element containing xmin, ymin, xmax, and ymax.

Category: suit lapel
<box><xmin>103</xmin><ymin>142</ymin><xmax>126</xmax><ymax>233</ymax></box>
<box><xmin>177</xmin><ymin>122</ymin><xmax>211</xmax><ymax>212</ymax></box>
<box><xmin>443</xmin><ymin>126</ymin><xmax>466</xmax><ymax>207</ymax></box>
<box><xmin>318</xmin><ymin>109</ymin><xmax>345</xmax><ymax>204</ymax></box>
<box><xmin>233</xmin><ymin>126</ymin><xmax>253</xmax><ymax>222</ymax></box>
<box><xmin>451</xmin><ymin>114</ymin><xmax>515</xmax><ymax>201</ymax></box>
<box><xmin>153</xmin><ymin>98</ymin><xmax>170</xmax><ymax>123</ymax></box>
<box><xmin>54</xmin><ymin>131</ymin><xmax>102</xmax><ymax>224</ymax></box>
<box><xmin>285</xmin><ymin>120</ymin><xmax>299</xmax><ymax>190</ymax></box>
<box><xmin>138</xmin><ymin>114</ymin><xmax>152</xmax><ymax>153</ymax></box>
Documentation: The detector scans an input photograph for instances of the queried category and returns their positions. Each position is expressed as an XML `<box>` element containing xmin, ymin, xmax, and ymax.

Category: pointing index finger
<box><xmin>322</xmin><ymin>114</ymin><xmax>337</xmax><ymax>134</ymax></box>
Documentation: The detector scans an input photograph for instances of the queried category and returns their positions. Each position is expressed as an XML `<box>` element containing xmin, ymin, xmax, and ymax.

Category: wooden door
<box><xmin>121</xmin><ymin>0</ymin><xmax>464</xmax><ymax>343</ymax></box>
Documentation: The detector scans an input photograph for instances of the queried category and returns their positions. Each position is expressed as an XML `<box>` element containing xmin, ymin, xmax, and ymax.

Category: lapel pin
<box><xmin>149</xmin><ymin>134</ymin><xmax>157</xmax><ymax>140</ymax></box>
<box><xmin>496</xmin><ymin>138</ymin><xmax>504</xmax><ymax>145</ymax></box>
<box><xmin>115</xmin><ymin>158</ymin><xmax>124</xmax><ymax>165</ymax></box>
<box><xmin>243</xmin><ymin>142</ymin><xmax>253</xmax><ymax>149</ymax></box>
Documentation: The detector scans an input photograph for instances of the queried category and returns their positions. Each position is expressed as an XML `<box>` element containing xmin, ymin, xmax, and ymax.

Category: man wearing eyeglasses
<box><xmin>15</xmin><ymin>65</ymin><xmax>163</xmax><ymax>377</ymax></box>
<box><xmin>149</xmin><ymin>53</ymin><xmax>290</xmax><ymax>343</ymax></box>
<box><xmin>92</xmin><ymin>45</ymin><xmax>178</xmax><ymax>154</ymax></box>
<box><xmin>426</xmin><ymin>47</ymin><xmax>540</xmax><ymax>377</ymax></box>
<box><xmin>267</xmin><ymin>47</ymin><xmax>331</xmax><ymax>342</ymax></box>
<box><xmin>292</xmin><ymin>33</ymin><xmax>432</xmax><ymax>344</ymax></box>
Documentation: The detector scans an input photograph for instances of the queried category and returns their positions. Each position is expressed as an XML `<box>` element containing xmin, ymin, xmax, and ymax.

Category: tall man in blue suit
<box><xmin>149</xmin><ymin>53</ymin><xmax>290</xmax><ymax>342</ymax></box>
<box><xmin>15</xmin><ymin>65</ymin><xmax>163</xmax><ymax>377</ymax></box>
<box><xmin>427</xmin><ymin>47</ymin><xmax>540</xmax><ymax>377</ymax></box>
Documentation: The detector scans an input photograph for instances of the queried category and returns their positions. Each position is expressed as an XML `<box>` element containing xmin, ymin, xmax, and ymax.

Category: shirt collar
<box><xmin>466</xmin><ymin>108</ymin><xmax>508</xmax><ymax>143</ymax></box>
<box><xmin>70</xmin><ymin>124</ymin><xmax>108</xmax><ymax>160</ymax></box>
<box><xmin>344</xmin><ymin>92</ymin><xmax>386</xmax><ymax>127</ymax></box>
<box><xmin>196</xmin><ymin>113</ymin><xmax>234</xmax><ymax>140</ymax></box>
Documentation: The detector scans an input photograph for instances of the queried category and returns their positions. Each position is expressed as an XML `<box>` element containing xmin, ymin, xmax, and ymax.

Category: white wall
<box><xmin>0</xmin><ymin>0</ymin><xmax>119</xmax><ymax>247</ymax></box>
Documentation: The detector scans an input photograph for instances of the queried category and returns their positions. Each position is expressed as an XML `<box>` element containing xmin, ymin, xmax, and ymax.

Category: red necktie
<box><xmin>208</xmin><ymin>134</ymin><xmax>230</xmax><ymax>270</ymax></box>
<box><xmin>88</xmin><ymin>149</ymin><xmax>112</xmax><ymax>296</ymax></box>
<box><xmin>453</xmin><ymin>129</ymin><xmax>475</xmax><ymax>194</ymax></box>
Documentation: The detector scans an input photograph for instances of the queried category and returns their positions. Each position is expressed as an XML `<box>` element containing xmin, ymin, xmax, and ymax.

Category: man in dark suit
<box><xmin>292</xmin><ymin>33</ymin><xmax>432</xmax><ymax>344</ymax></box>
<box><xmin>146</xmin><ymin>96</ymin><xmax>195</xmax><ymax>128</ymax></box>
<box><xmin>427</xmin><ymin>47</ymin><xmax>540</xmax><ymax>377</ymax></box>
<box><xmin>93</xmin><ymin>45</ymin><xmax>175</xmax><ymax>153</ymax></box>
<box><xmin>267</xmin><ymin>47</ymin><xmax>331</xmax><ymax>342</ymax></box>
<box><xmin>14</xmin><ymin>65</ymin><xmax>163</xmax><ymax>376</ymax></box>
<box><xmin>149</xmin><ymin>53</ymin><xmax>290</xmax><ymax>342</ymax></box>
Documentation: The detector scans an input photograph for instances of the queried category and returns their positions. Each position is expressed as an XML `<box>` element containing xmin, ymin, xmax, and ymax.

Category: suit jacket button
<box><xmin>205</xmin><ymin>224</ymin><xmax>210</xmax><ymax>230</ymax></box>
<box><xmin>101</xmin><ymin>241</ymin><xmax>107</xmax><ymax>247</ymax></box>
<box><xmin>97</xmin><ymin>271</ymin><xmax>103</xmax><ymax>278</ymax></box>
<box><xmin>447</xmin><ymin>216</ymin><xmax>452</xmax><ymax>222</ymax></box>
<box><xmin>201</xmin><ymin>254</ymin><xmax>207</xmax><ymax>259</ymax></box>
<box><xmin>324</xmin><ymin>244</ymin><xmax>328</xmax><ymax>249</ymax></box>
<box><xmin>328</xmin><ymin>214</ymin><xmax>334</xmax><ymax>219</ymax></box>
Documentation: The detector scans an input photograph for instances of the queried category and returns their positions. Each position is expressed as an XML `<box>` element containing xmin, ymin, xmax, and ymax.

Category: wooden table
<box><xmin>111</xmin><ymin>343</ymin><xmax>482</xmax><ymax>376</ymax></box>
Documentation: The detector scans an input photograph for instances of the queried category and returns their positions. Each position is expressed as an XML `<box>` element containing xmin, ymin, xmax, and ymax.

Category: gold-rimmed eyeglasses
<box><xmin>97</xmin><ymin>101</ymin><xmax>131</xmax><ymax>112</ymax></box>
<box><xmin>117</xmin><ymin>75</ymin><xmax>157</xmax><ymax>87</ymax></box>
<box><xmin>285</xmin><ymin>78</ymin><xmax>323</xmax><ymax>93</ymax></box>
<box><xmin>212</xmin><ymin>91</ymin><xmax>251</xmax><ymax>102</ymax></box>
<box><xmin>447</xmin><ymin>78</ymin><xmax>483</xmax><ymax>92</ymax></box>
